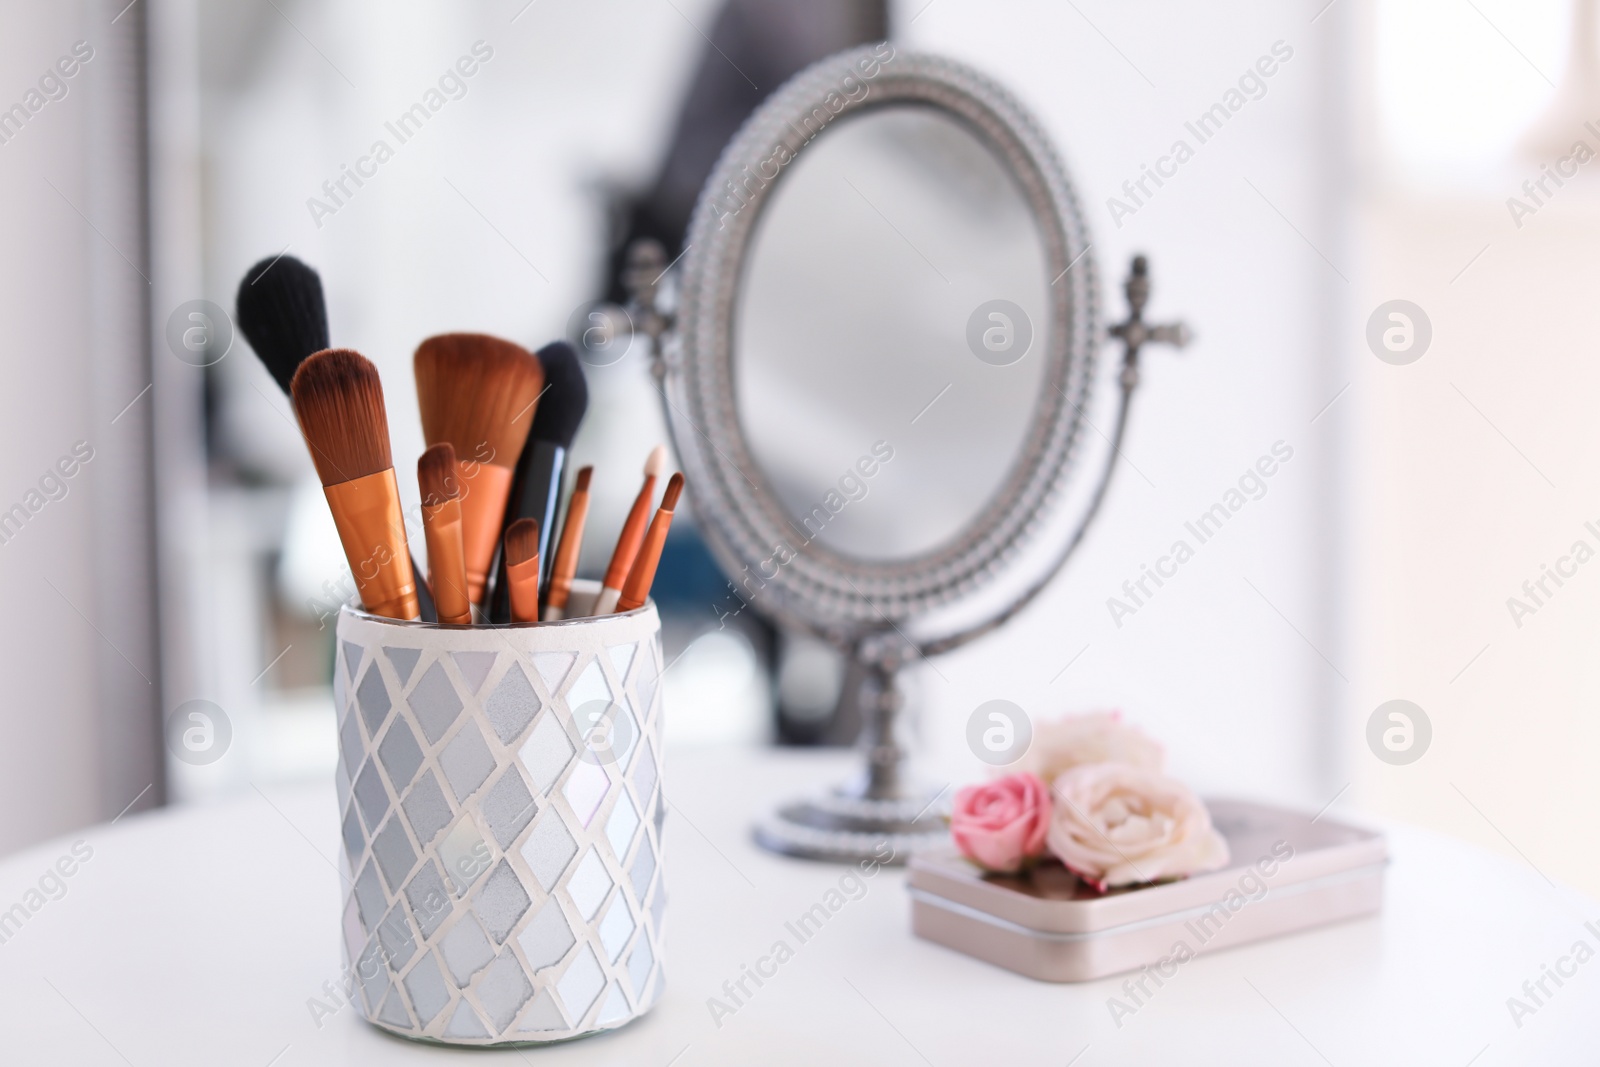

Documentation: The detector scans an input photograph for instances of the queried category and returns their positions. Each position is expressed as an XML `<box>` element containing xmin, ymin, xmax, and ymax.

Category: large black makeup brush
<box><xmin>488</xmin><ymin>341</ymin><xmax>588</xmax><ymax>622</ymax></box>
<box><xmin>235</xmin><ymin>254</ymin><xmax>437</xmax><ymax>623</ymax></box>
<box><xmin>235</xmin><ymin>255</ymin><xmax>329</xmax><ymax>393</ymax></box>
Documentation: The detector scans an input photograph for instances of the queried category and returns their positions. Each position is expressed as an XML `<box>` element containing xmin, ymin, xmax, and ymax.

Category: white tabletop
<box><xmin>1</xmin><ymin>746</ymin><xmax>1596</xmax><ymax>1065</ymax></box>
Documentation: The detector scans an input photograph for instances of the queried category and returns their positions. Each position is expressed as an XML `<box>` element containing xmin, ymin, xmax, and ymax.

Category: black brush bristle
<box><xmin>236</xmin><ymin>254</ymin><xmax>330</xmax><ymax>394</ymax></box>
<box><xmin>529</xmin><ymin>341</ymin><xmax>589</xmax><ymax>447</ymax></box>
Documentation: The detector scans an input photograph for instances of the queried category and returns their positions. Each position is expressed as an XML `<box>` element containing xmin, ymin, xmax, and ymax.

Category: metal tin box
<box><xmin>909</xmin><ymin>799</ymin><xmax>1385</xmax><ymax>982</ymax></box>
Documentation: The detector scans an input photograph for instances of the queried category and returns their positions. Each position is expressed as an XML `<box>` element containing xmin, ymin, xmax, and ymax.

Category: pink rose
<box><xmin>1047</xmin><ymin>763</ymin><xmax>1229</xmax><ymax>891</ymax></box>
<box><xmin>1010</xmin><ymin>711</ymin><xmax>1164</xmax><ymax>783</ymax></box>
<box><xmin>951</xmin><ymin>772</ymin><xmax>1050</xmax><ymax>873</ymax></box>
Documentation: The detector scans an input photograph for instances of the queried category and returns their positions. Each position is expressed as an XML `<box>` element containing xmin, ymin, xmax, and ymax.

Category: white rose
<box><xmin>1012</xmin><ymin>711</ymin><xmax>1164</xmax><ymax>782</ymax></box>
<box><xmin>1047</xmin><ymin>762</ymin><xmax>1229</xmax><ymax>890</ymax></box>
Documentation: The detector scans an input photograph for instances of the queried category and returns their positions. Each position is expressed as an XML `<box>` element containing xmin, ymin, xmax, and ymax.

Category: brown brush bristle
<box><xmin>418</xmin><ymin>443</ymin><xmax>459</xmax><ymax>506</ymax></box>
<box><xmin>290</xmin><ymin>348</ymin><xmax>392</xmax><ymax>485</ymax></box>
<box><xmin>574</xmin><ymin>465</ymin><xmax>593</xmax><ymax>493</ymax></box>
<box><xmin>504</xmin><ymin>518</ymin><xmax>540</xmax><ymax>567</ymax></box>
<box><xmin>414</xmin><ymin>333</ymin><xmax>544</xmax><ymax>468</ymax></box>
<box><xmin>660</xmin><ymin>472</ymin><xmax>684</xmax><ymax>511</ymax></box>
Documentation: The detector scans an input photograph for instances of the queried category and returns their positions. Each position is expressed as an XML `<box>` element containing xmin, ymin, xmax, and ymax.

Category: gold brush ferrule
<box><xmin>421</xmin><ymin>497</ymin><xmax>472</xmax><ymax>626</ymax></box>
<box><xmin>456</xmin><ymin>462</ymin><xmax>514</xmax><ymax>604</ymax></box>
<box><xmin>323</xmin><ymin>468</ymin><xmax>420</xmax><ymax>621</ymax></box>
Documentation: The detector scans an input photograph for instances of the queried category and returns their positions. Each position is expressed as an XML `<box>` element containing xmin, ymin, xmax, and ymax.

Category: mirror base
<box><xmin>753</xmin><ymin>784</ymin><xmax>949</xmax><ymax>864</ymax></box>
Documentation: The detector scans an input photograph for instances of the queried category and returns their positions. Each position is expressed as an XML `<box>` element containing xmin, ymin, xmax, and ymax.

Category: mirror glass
<box><xmin>734</xmin><ymin>106</ymin><xmax>1051</xmax><ymax>562</ymax></box>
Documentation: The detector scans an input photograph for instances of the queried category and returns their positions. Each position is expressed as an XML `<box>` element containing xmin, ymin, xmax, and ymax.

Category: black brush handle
<box><xmin>412</xmin><ymin>552</ymin><xmax>437</xmax><ymax>623</ymax></box>
<box><xmin>488</xmin><ymin>440</ymin><xmax>566</xmax><ymax>623</ymax></box>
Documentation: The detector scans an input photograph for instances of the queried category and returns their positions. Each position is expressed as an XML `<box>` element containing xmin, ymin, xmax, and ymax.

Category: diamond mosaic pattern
<box><xmin>384</xmin><ymin>646</ymin><xmax>421</xmax><ymax>686</ymax></box>
<box><xmin>452</xmin><ymin>650</ymin><xmax>497</xmax><ymax>695</ymax></box>
<box><xmin>532</xmin><ymin>650</ymin><xmax>575</xmax><ymax>693</ymax></box>
<box><xmin>562</xmin><ymin>761</ymin><xmax>609</xmax><ymax>828</ymax></box>
<box><xmin>336</xmin><ymin>615</ymin><xmax>665</xmax><ymax>1045</ymax></box>
<box><xmin>521</xmin><ymin>814</ymin><xmax>577</xmax><ymax>893</ymax></box>
<box><xmin>405</xmin><ymin>861</ymin><xmax>451</xmax><ymax>939</ymax></box>
<box><xmin>352</xmin><ymin>759</ymin><xmax>389</xmax><ymax>833</ymax></box>
<box><xmin>401</xmin><ymin>771</ymin><xmax>452</xmax><ymax>848</ymax></box>
<box><xmin>356</xmin><ymin>663</ymin><xmax>391</xmax><ymax>736</ymax></box>
<box><xmin>440</xmin><ymin>721</ymin><xmax>495</xmax><ymax>802</ymax></box>
<box><xmin>439</xmin><ymin>816</ymin><xmax>492</xmax><ymax>897</ymax></box>
<box><xmin>409</xmin><ymin>661</ymin><xmax>462</xmax><ymax>744</ymax></box>
<box><xmin>378</xmin><ymin>902</ymin><xmax>418</xmax><ymax>969</ymax></box>
<box><xmin>341</xmin><ymin>803</ymin><xmax>364</xmax><ymax>864</ymax></box>
<box><xmin>440</xmin><ymin>913</ymin><xmax>495</xmax><ymax>985</ymax></box>
<box><xmin>605</xmin><ymin>791</ymin><xmax>639</xmax><ymax>862</ymax></box>
<box><xmin>339</xmin><ymin>712</ymin><xmax>364</xmax><ymax>780</ymax></box>
<box><xmin>341</xmin><ymin>641</ymin><xmax>363</xmax><ymax>684</ymax></box>
<box><xmin>372</xmin><ymin>816</ymin><xmax>418</xmax><ymax>892</ymax></box>
<box><xmin>627</xmin><ymin>935</ymin><xmax>653</xmax><ymax>999</ymax></box>
<box><xmin>482</xmin><ymin>768</ymin><xmax>537</xmax><ymax>848</ymax></box>
<box><xmin>519</xmin><ymin>990</ymin><xmax>565</xmax><ymax>1032</ymax></box>
<box><xmin>632</xmin><ymin>741</ymin><xmax>658</xmax><ymax>809</ymax></box>
<box><xmin>478</xmin><ymin>949</ymin><xmax>534</xmax><ymax>1030</ymax></box>
<box><xmin>377</xmin><ymin>718</ymin><xmax>424</xmax><ymax>792</ymax></box>
<box><xmin>484</xmin><ymin>664</ymin><xmax>540</xmax><ymax>745</ymax></box>
<box><xmin>518</xmin><ymin>899</ymin><xmax>576</xmax><ymax>971</ymax></box>
<box><xmin>404</xmin><ymin>952</ymin><xmax>449</xmax><ymax>1025</ymax></box>
<box><xmin>598</xmin><ymin>896</ymin><xmax>635</xmax><ymax>962</ymax></box>
<box><xmin>557</xmin><ymin>944</ymin><xmax>605</xmax><ymax>1021</ymax></box>
<box><xmin>520</xmin><ymin>714</ymin><xmax>574</xmax><ymax>796</ymax></box>
<box><xmin>567</xmin><ymin>848</ymin><xmax>613</xmax><ymax>921</ymax></box>
<box><xmin>445</xmin><ymin>999</ymin><xmax>488</xmax><ymax>1039</ymax></box>
<box><xmin>607</xmin><ymin>641</ymin><xmax>636</xmax><ymax>681</ymax></box>
<box><xmin>598</xmin><ymin>983</ymin><xmax>629</xmax><ymax>1024</ymax></box>
<box><xmin>475</xmin><ymin>860</ymin><xmax>532</xmax><ymax>943</ymax></box>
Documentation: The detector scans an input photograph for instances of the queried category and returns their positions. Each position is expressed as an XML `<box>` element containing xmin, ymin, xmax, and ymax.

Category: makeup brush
<box><xmin>596</xmin><ymin>445</ymin><xmax>667</xmax><ymax>615</ymax></box>
<box><xmin>418</xmin><ymin>444</ymin><xmax>472</xmax><ymax>626</ymax></box>
<box><xmin>616</xmin><ymin>473</ymin><xmax>682</xmax><ymax>613</ymax></box>
<box><xmin>542</xmin><ymin>465</ymin><xmax>592</xmax><ymax>621</ymax></box>
<box><xmin>414</xmin><ymin>333</ymin><xmax>544</xmax><ymax>605</ymax></box>
<box><xmin>235</xmin><ymin>254</ymin><xmax>328</xmax><ymax>393</ymax></box>
<box><xmin>235</xmin><ymin>255</ymin><xmax>437</xmax><ymax>623</ymax></box>
<box><xmin>489</xmin><ymin>341</ymin><xmax>588</xmax><ymax>622</ymax></box>
<box><xmin>290</xmin><ymin>349</ymin><xmax>418</xmax><ymax>621</ymax></box>
<box><xmin>503</xmin><ymin>518</ymin><xmax>541</xmax><ymax>624</ymax></box>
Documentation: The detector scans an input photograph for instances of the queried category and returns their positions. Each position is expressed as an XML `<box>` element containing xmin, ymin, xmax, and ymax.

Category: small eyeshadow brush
<box><xmin>503</xmin><ymin>518</ymin><xmax>541</xmax><ymax>624</ymax></box>
<box><xmin>542</xmin><ymin>465</ymin><xmax>592</xmax><ymax>621</ymax></box>
<box><xmin>616</xmin><ymin>473</ymin><xmax>682</xmax><ymax>613</ymax></box>
<box><xmin>418</xmin><ymin>444</ymin><xmax>472</xmax><ymax>625</ymax></box>
<box><xmin>596</xmin><ymin>445</ymin><xmax>666</xmax><ymax>615</ymax></box>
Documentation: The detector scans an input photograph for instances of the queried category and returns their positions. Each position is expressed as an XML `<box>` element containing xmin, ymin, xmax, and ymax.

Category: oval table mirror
<box><xmin>627</xmin><ymin>45</ymin><xmax>1190</xmax><ymax>862</ymax></box>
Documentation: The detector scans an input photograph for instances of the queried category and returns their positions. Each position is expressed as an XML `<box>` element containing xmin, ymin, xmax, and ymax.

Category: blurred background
<box><xmin>4</xmin><ymin>0</ymin><xmax>1598</xmax><ymax>895</ymax></box>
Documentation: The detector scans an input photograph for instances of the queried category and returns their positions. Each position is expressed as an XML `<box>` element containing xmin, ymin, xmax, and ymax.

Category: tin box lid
<box><xmin>907</xmin><ymin>798</ymin><xmax>1387</xmax><ymax>935</ymax></box>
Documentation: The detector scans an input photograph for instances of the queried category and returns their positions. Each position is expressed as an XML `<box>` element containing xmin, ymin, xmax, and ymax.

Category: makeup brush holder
<box><xmin>332</xmin><ymin>580</ymin><xmax>666</xmax><ymax>1046</ymax></box>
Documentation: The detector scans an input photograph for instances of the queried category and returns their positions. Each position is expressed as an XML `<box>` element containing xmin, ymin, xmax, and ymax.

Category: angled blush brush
<box><xmin>489</xmin><ymin>341</ymin><xmax>588</xmax><ymax>623</ymax></box>
<box><xmin>235</xmin><ymin>255</ymin><xmax>437</xmax><ymax>623</ymax></box>
<box><xmin>595</xmin><ymin>444</ymin><xmax>667</xmax><ymax>615</ymax></box>
<box><xmin>290</xmin><ymin>349</ymin><xmax>419</xmax><ymax>621</ymax></box>
<box><xmin>616</xmin><ymin>473</ymin><xmax>682</xmax><ymax>613</ymax></box>
<box><xmin>419</xmin><ymin>444</ymin><xmax>471</xmax><ymax>626</ymax></box>
<box><xmin>503</xmin><ymin>518</ymin><xmax>542</xmax><ymax>624</ymax></box>
<box><xmin>542</xmin><ymin>465</ymin><xmax>592</xmax><ymax>621</ymax></box>
<box><xmin>414</xmin><ymin>333</ymin><xmax>544</xmax><ymax>606</ymax></box>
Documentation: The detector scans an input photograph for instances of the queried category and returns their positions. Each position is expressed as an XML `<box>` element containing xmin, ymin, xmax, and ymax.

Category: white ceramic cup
<box><xmin>332</xmin><ymin>581</ymin><xmax>665</xmax><ymax>1045</ymax></box>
